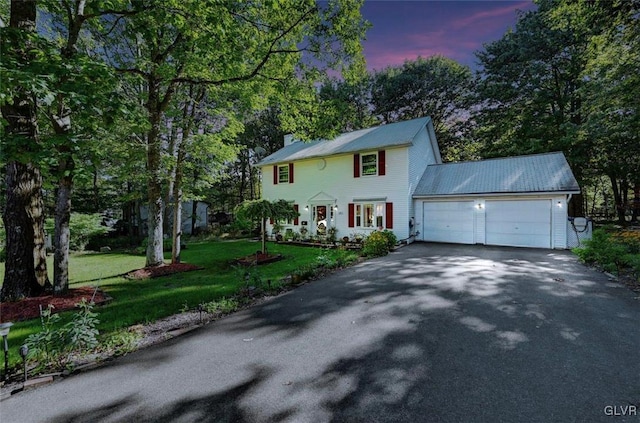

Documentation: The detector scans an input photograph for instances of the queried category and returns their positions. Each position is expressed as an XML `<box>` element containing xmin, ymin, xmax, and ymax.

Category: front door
<box><xmin>314</xmin><ymin>205</ymin><xmax>327</xmax><ymax>236</ymax></box>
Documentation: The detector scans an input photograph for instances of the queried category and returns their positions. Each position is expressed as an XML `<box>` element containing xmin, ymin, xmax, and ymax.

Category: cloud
<box><xmin>452</xmin><ymin>1</ymin><xmax>531</xmax><ymax>29</ymax></box>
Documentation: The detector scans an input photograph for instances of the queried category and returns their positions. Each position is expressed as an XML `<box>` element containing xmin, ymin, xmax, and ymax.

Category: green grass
<box><xmin>1</xmin><ymin>240</ymin><xmax>357</xmax><ymax>368</ymax></box>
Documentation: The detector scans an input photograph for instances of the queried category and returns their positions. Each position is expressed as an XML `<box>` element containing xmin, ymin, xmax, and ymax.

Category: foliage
<box><xmin>45</xmin><ymin>213</ymin><xmax>111</xmax><ymax>251</ymax></box>
<box><xmin>235</xmin><ymin>199</ymin><xmax>299</xmax><ymax>254</ymax></box>
<box><xmin>574</xmin><ymin>228</ymin><xmax>640</xmax><ymax>277</ymax></box>
<box><xmin>371</xmin><ymin>56</ymin><xmax>475</xmax><ymax>161</ymax></box>
<box><xmin>362</xmin><ymin>230</ymin><xmax>396</xmax><ymax>257</ymax></box>
<box><xmin>202</xmin><ymin>297</ymin><xmax>240</xmax><ymax>315</ymax></box>
<box><xmin>25</xmin><ymin>299</ymin><xmax>100</xmax><ymax>372</ymax></box>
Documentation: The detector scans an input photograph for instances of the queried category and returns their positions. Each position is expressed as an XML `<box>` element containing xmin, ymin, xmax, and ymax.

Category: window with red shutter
<box><xmin>353</xmin><ymin>154</ymin><xmax>360</xmax><ymax>178</ymax></box>
<box><xmin>348</xmin><ymin>203</ymin><xmax>355</xmax><ymax>227</ymax></box>
<box><xmin>273</xmin><ymin>165</ymin><xmax>278</xmax><ymax>185</ymax></box>
<box><xmin>385</xmin><ymin>202</ymin><xmax>393</xmax><ymax>229</ymax></box>
<box><xmin>378</xmin><ymin>150</ymin><xmax>386</xmax><ymax>176</ymax></box>
<box><xmin>289</xmin><ymin>163</ymin><xmax>294</xmax><ymax>184</ymax></box>
<box><xmin>294</xmin><ymin>204</ymin><xmax>299</xmax><ymax>225</ymax></box>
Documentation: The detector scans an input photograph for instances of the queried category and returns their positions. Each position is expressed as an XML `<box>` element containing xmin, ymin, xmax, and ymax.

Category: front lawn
<box><xmin>0</xmin><ymin>240</ymin><xmax>359</xmax><ymax>369</ymax></box>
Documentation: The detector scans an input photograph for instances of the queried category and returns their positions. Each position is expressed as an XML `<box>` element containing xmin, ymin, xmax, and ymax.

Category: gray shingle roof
<box><xmin>413</xmin><ymin>152</ymin><xmax>580</xmax><ymax>197</ymax></box>
<box><xmin>256</xmin><ymin>117</ymin><xmax>431</xmax><ymax>166</ymax></box>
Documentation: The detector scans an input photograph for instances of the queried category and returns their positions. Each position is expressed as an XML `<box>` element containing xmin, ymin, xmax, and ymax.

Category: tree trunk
<box><xmin>171</xmin><ymin>145</ymin><xmax>185</xmax><ymax>264</ymax></box>
<box><xmin>1</xmin><ymin>163</ymin><xmax>51</xmax><ymax>301</ymax></box>
<box><xmin>1</xmin><ymin>0</ymin><xmax>51</xmax><ymax>301</ymax></box>
<box><xmin>53</xmin><ymin>173</ymin><xmax>73</xmax><ymax>294</ymax></box>
<box><xmin>145</xmin><ymin>113</ymin><xmax>165</xmax><ymax>267</ymax></box>
<box><xmin>609</xmin><ymin>173</ymin><xmax>626</xmax><ymax>225</ymax></box>
<box><xmin>191</xmin><ymin>199</ymin><xmax>197</xmax><ymax>235</ymax></box>
<box><xmin>632</xmin><ymin>181</ymin><xmax>639</xmax><ymax>222</ymax></box>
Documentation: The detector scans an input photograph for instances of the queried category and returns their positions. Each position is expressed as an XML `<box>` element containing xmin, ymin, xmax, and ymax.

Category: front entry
<box><xmin>313</xmin><ymin>205</ymin><xmax>328</xmax><ymax>235</ymax></box>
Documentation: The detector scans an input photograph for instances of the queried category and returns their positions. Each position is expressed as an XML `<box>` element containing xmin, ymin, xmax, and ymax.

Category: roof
<box><xmin>413</xmin><ymin>152</ymin><xmax>580</xmax><ymax>197</ymax></box>
<box><xmin>257</xmin><ymin>116</ymin><xmax>431</xmax><ymax>166</ymax></box>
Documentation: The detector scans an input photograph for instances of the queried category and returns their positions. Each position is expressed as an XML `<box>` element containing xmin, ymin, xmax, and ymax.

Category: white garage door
<box><xmin>486</xmin><ymin>200</ymin><xmax>551</xmax><ymax>248</ymax></box>
<box><xmin>423</xmin><ymin>201</ymin><xmax>475</xmax><ymax>244</ymax></box>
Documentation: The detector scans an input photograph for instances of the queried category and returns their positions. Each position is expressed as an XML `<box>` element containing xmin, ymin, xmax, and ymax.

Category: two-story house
<box><xmin>257</xmin><ymin>117</ymin><xmax>581</xmax><ymax>249</ymax></box>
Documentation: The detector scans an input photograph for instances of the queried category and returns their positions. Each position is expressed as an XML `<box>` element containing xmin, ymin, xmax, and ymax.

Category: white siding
<box><xmin>407</xmin><ymin>126</ymin><xmax>439</xmax><ymax>233</ymax></box>
<box><xmin>261</xmin><ymin>146</ymin><xmax>412</xmax><ymax>240</ymax></box>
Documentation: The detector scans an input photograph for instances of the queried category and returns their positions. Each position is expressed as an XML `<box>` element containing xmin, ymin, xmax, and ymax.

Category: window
<box><xmin>278</xmin><ymin>165</ymin><xmax>289</xmax><ymax>183</ymax></box>
<box><xmin>349</xmin><ymin>202</ymin><xmax>393</xmax><ymax>229</ymax></box>
<box><xmin>273</xmin><ymin>163</ymin><xmax>294</xmax><ymax>184</ymax></box>
<box><xmin>354</xmin><ymin>151</ymin><xmax>385</xmax><ymax>178</ymax></box>
<box><xmin>361</xmin><ymin>153</ymin><xmax>377</xmax><ymax>176</ymax></box>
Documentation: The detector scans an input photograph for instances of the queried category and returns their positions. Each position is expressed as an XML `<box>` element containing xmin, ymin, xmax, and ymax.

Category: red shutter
<box><xmin>273</xmin><ymin>165</ymin><xmax>278</xmax><ymax>185</ymax></box>
<box><xmin>348</xmin><ymin>203</ymin><xmax>355</xmax><ymax>227</ymax></box>
<box><xmin>289</xmin><ymin>163</ymin><xmax>294</xmax><ymax>183</ymax></box>
<box><xmin>378</xmin><ymin>150</ymin><xmax>386</xmax><ymax>176</ymax></box>
<box><xmin>385</xmin><ymin>202</ymin><xmax>393</xmax><ymax>229</ymax></box>
<box><xmin>353</xmin><ymin>154</ymin><xmax>360</xmax><ymax>178</ymax></box>
<box><xmin>269</xmin><ymin>217</ymin><xmax>274</xmax><ymax>224</ymax></box>
<box><xmin>294</xmin><ymin>204</ymin><xmax>299</xmax><ymax>225</ymax></box>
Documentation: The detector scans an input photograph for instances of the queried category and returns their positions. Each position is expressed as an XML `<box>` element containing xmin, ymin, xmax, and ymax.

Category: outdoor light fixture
<box><xmin>0</xmin><ymin>322</ymin><xmax>13</xmax><ymax>381</ymax></box>
<box><xmin>304</xmin><ymin>205</ymin><xmax>309</xmax><ymax>211</ymax></box>
<box><xmin>19</xmin><ymin>344</ymin><xmax>29</xmax><ymax>382</ymax></box>
<box><xmin>557</xmin><ymin>201</ymin><xmax>563</xmax><ymax>208</ymax></box>
<box><xmin>476</xmin><ymin>203</ymin><xmax>484</xmax><ymax>210</ymax></box>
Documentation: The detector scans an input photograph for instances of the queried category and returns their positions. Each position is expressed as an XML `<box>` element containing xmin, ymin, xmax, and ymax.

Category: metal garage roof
<box><xmin>413</xmin><ymin>152</ymin><xmax>580</xmax><ymax>197</ymax></box>
<box><xmin>256</xmin><ymin>117</ymin><xmax>431</xmax><ymax>166</ymax></box>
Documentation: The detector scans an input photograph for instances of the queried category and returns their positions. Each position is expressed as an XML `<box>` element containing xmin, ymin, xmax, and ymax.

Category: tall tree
<box><xmin>371</xmin><ymin>56</ymin><xmax>475</xmax><ymax>161</ymax></box>
<box><xmin>1</xmin><ymin>0</ymin><xmax>51</xmax><ymax>300</ymax></box>
<box><xmin>475</xmin><ymin>0</ymin><xmax>615</xmax><ymax>215</ymax></box>
<box><xmin>102</xmin><ymin>0</ymin><xmax>367</xmax><ymax>267</ymax></box>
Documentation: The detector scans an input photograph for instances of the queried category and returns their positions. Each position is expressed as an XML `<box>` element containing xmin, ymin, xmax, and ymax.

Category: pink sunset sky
<box><xmin>361</xmin><ymin>0</ymin><xmax>536</xmax><ymax>70</ymax></box>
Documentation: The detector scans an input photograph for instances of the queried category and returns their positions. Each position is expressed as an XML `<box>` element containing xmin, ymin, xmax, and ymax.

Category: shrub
<box><xmin>362</xmin><ymin>231</ymin><xmax>392</xmax><ymax>257</ymax></box>
<box><xmin>45</xmin><ymin>213</ymin><xmax>111</xmax><ymax>251</ymax></box>
<box><xmin>203</xmin><ymin>297</ymin><xmax>240</xmax><ymax>315</ymax></box>
<box><xmin>573</xmin><ymin>228</ymin><xmax>638</xmax><ymax>275</ymax></box>
<box><xmin>25</xmin><ymin>299</ymin><xmax>100</xmax><ymax>372</ymax></box>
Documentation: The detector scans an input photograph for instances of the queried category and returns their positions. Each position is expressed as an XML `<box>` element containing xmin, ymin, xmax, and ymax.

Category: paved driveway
<box><xmin>2</xmin><ymin>243</ymin><xmax>639</xmax><ymax>422</ymax></box>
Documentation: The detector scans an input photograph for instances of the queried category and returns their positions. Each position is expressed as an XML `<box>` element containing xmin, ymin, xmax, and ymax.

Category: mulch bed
<box><xmin>0</xmin><ymin>287</ymin><xmax>110</xmax><ymax>323</ymax></box>
<box><xmin>1</xmin><ymin>263</ymin><xmax>204</xmax><ymax>322</ymax></box>
<box><xmin>125</xmin><ymin>263</ymin><xmax>203</xmax><ymax>280</ymax></box>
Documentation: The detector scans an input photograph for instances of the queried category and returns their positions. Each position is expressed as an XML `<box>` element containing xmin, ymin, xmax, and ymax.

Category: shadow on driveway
<box><xmin>4</xmin><ymin>243</ymin><xmax>639</xmax><ymax>423</ymax></box>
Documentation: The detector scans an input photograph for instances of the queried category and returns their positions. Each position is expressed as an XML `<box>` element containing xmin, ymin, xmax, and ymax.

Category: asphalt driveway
<box><xmin>2</xmin><ymin>243</ymin><xmax>639</xmax><ymax>422</ymax></box>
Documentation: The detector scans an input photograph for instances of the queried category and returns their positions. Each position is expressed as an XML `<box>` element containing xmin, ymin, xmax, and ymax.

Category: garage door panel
<box><xmin>486</xmin><ymin>200</ymin><xmax>551</xmax><ymax>248</ymax></box>
<box><xmin>423</xmin><ymin>201</ymin><xmax>474</xmax><ymax>244</ymax></box>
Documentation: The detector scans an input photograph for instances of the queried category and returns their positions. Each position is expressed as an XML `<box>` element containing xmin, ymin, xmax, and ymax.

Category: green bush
<box><xmin>362</xmin><ymin>230</ymin><xmax>393</xmax><ymax>257</ymax></box>
<box><xmin>25</xmin><ymin>299</ymin><xmax>100</xmax><ymax>372</ymax></box>
<box><xmin>573</xmin><ymin>228</ymin><xmax>638</xmax><ymax>275</ymax></box>
<box><xmin>45</xmin><ymin>213</ymin><xmax>111</xmax><ymax>251</ymax></box>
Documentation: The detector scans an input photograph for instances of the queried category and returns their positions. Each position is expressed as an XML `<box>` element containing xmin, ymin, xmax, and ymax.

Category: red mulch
<box><xmin>0</xmin><ymin>287</ymin><xmax>110</xmax><ymax>323</ymax></box>
<box><xmin>125</xmin><ymin>262</ymin><xmax>203</xmax><ymax>280</ymax></box>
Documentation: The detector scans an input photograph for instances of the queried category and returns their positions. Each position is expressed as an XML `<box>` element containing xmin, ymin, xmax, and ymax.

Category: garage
<box><xmin>413</xmin><ymin>152</ymin><xmax>581</xmax><ymax>249</ymax></box>
<box><xmin>485</xmin><ymin>199</ymin><xmax>551</xmax><ymax>248</ymax></box>
<box><xmin>422</xmin><ymin>201</ymin><xmax>475</xmax><ymax>244</ymax></box>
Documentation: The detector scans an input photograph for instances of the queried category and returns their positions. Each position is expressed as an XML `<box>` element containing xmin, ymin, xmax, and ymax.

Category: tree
<box><xmin>473</xmin><ymin>0</ymin><xmax>630</xmax><ymax>217</ymax></box>
<box><xmin>371</xmin><ymin>56</ymin><xmax>475</xmax><ymax>161</ymax></box>
<box><xmin>0</xmin><ymin>0</ymin><xmax>51</xmax><ymax>300</ymax></box>
<box><xmin>580</xmin><ymin>1</ymin><xmax>640</xmax><ymax>223</ymax></box>
<box><xmin>101</xmin><ymin>0</ymin><xmax>367</xmax><ymax>267</ymax></box>
<box><xmin>235</xmin><ymin>199</ymin><xmax>299</xmax><ymax>255</ymax></box>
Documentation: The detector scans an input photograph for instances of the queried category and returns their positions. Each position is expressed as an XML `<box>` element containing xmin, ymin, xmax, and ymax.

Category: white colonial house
<box><xmin>257</xmin><ymin>117</ymin><xmax>581</xmax><ymax>249</ymax></box>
